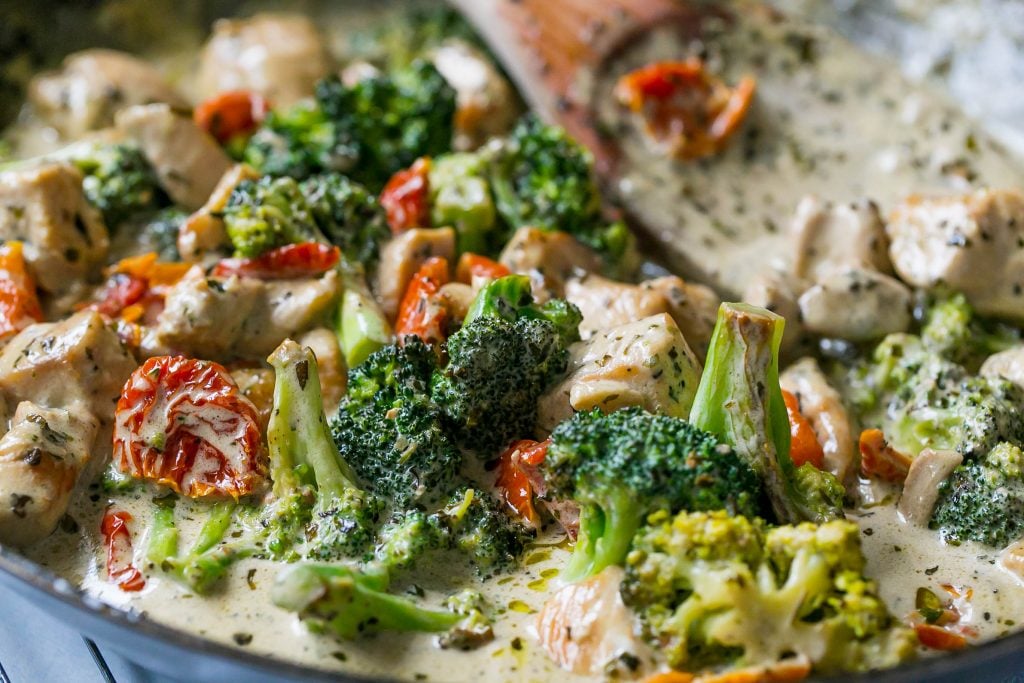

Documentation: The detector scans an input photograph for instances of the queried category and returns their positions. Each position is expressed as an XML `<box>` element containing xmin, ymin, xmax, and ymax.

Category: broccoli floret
<box><xmin>111</xmin><ymin>208</ymin><xmax>184</xmax><ymax>262</ymax></box>
<box><xmin>69</xmin><ymin>143</ymin><xmax>165</xmax><ymax>227</ymax></box>
<box><xmin>920</xmin><ymin>292</ymin><xmax>1021</xmax><ymax>369</ymax></box>
<box><xmin>222</xmin><ymin>176</ymin><xmax>325</xmax><ymax>258</ymax></box>
<box><xmin>543</xmin><ymin>407</ymin><xmax>766</xmax><ymax>583</ymax></box>
<box><xmin>622</xmin><ymin>510</ymin><xmax>917</xmax><ymax>675</ymax></box>
<box><xmin>245</xmin><ymin>61</ymin><xmax>455</xmax><ymax>190</ymax></box>
<box><xmin>352</xmin><ymin>6</ymin><xmax>494</xmax><ymax>71</ymax></box>
<box><xmin>428</xmin><ymin>487</ymin><xmax>532</xmax><ymax>578</ymax></box>
<box><xmin>931</xmin><ymin>442</ymin><xmax>1024</xmax><ymax>547</ymax></box>
<box><xmin>691</xmin><ymin>303</ymin><xmax>844</xmax><ymax>524</ymax></box>
<box><xmin>265</xmin><ymin>340</ymin><xmax>382</xmax><ymax>561</ymax></box>
<box><xmin>846</xmin><ymin>332</ymin><xmax>1024</xmax><ymax>460</ymax></box>
<box><xmin>300</xmin><ymin>174</ymin><xmax>388</xmax><ymax>267</ymax></box>
<box><xmin>428</xmin><ymin>152</ymin><xmax>499</xmax><ymax>254</ymax></box>
<box><xmin>488</xmin><ymin>115</ymin><xmax>637</xmax><ymax>274</ymax></box>
<box><xmin>431</xmin><ymin>275</ymin><xmax>580</xmax><ymax>455</ymax></box>
<box><xmin>272</xmin><ymin>562</ymin><xmax>488</xmax><ymax>642</ymax></box>
<box><xmin>331</xmin><ymin>339</ymin><xmax>461</xmax><ymax>509</ymax></box>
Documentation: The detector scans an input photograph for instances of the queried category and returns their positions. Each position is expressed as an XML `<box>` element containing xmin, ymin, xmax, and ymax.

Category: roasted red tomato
<box><xmin>101</xmin><ymin>508</ymin><xmax>145</xmax><ymax>592</ymax></box>
<box><xmin>380</xmin><ymin>157</ymin><xmax>431</xmax><ymax>234</ymax></box>
<box><xmin>615</xmin><ymin>59</ymin><xmax>755</xmax><ymax>160</ymax></box>
<box><xmin>211</xmin><ymin>242</ymin><xmax>340</xmax><ymax>280</ymax></box>
<box><xmin>114</xmin><ymin>356</ymin><xmax>267</xmax><ymax>498</ymax></box>
<box><xmin>456</xmin><ymin>253</ymin><xmax>511</xmax><ymax>284</ymax></box>
<box><xmin>193</xmin><ymin>90</ymin><xmax>270</xmax><ymax>145</ymax></box>
<box><xmin>496</xmin><ymin>439</ymin><xmax>549</xmax><ymax>527</ymax></box>
<box><xmin>0</xmin><ymin>241</ymin><xmax>43</xmax><ymax>339</ymax></box>
<box><xmin>395</xmin><ymin>256</ymin><xmax>450</xmax><ymax>347</ymax></box>
<box><xmin>858</xmin><ymin>428</ymin><xmax>912</xmax><ymax>483</ymax></box>
<box><xmin>781</xmin><ymin>390</ymin><xmax>824</xmax><ymax>469</ymax></box>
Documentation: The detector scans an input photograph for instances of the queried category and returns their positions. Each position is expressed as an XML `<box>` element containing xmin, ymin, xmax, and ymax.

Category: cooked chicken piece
<box><xmin>178</xmin><ymin>164</ymin><xmax>260</xmax><ymax>261</ymax></box>
<box><xmin>535</xmin><ymin>567</ymin><xmax>650</xmax><ymax>676</ymax></box>
<box><xmin>0</xmin><ymin>311</ymin><xmax>136</xmax><ymax>425</ymax></box>
<box><xmin>898</xmin><ymin>448</ymin><xmax>963</xmax><ymax>527</ymax></box>
<box><xmin>1001</xmin><ymin>539</ymin><xmax>1024</xmax><ymax>581</ymax></box>
<box><xmin>152</xmin><ymin>267</ymin><xmax>339</xmax><ymax>360</ymax></box>
<box><xmin>498</xmin><ymin>227</ymin><xmax>602</xmax><ymax>301</ymax></box>
<box><xmin>981</xmin><ymin>346</ymin><xmax>1024</xmax><ymax>390</ymax></box>
<box><xmin>564</xmin><ymin>273</ymin><xmax>718</xmax><ymax>357</ymax></box>
<box><xmin>537</xmin><ymin>314</ymin><xmax>702</xmax><ymax>434</ymax></box>
<box><xmin>231</xmin><ymin>367</ymin><xmax>275</xmax><ymax>433</ymax></box>
<box><xmin>116</xmin><ymin>104</ymin><xmax>232</xmax><ymax>210</ymax></box>
<box><xmin>376</xmin><ymin>228</ymin><xmax>457</xmax><ymax>319</ymax></box>
<box><xmin>298</xmin><ymin>327</ymin><xmax>346</xmax><ymax>413</ymax></box>
<box><xmin>0</xmin><ymin>401</ymin><xmax>98</xmax><ymax>547</ymax></box>
<box><xmin>437</xmin><ymin>282</ymin><xmax>476</xmax><ymax>323</ymax></box>
<box><xmin>887</xmin><ymin>189</ymin><xmax>1024</xmax><ymax>321</ymax></box>
<box><xmin>430</xmin><ymin>40</ymin><xmax>518</xmax><ymax>151</ymax></box>
<box><xmin>790</xmin><ymin>196</ymin><xmax>891</xmax><ymax>282</ymax></box>
<box><xmin>28</xmin><ymin>49</ymin><xmax>187</xmax><ymax>139</ymax></box>
<box><xmin>196</xmin><ymin>13</ymin><xmax>331</xmax><ymax>109</ymax></box>
<box><xmin>743</xmin><ymin>268</ymin><xmax>806</xmax><ymax>357</ymax></box>
<box><xmin>0</xmin><ymin>163</ymin><xmax>108</xmax><ymax>299</ymax></box>
<box><xmin>798</xmin><ymin>269</ymin><xmax>912</xmax><ymax>342</ymax></box>
<box><xmin>780</xmin><ymin>358</ymin><xmax>856</xmax><ymax>483</ymax></box>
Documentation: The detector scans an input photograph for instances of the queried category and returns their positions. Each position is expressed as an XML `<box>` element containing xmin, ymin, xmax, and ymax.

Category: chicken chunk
<box><xmin>898</xmin><ymin>448</ymin><xmax>963</xmax><ymax>527</ymax></box>
<box><xmin>887</xmin><ymin>189</ymin><xmax>1024</xmax><ymax>321</ymax></box>
<box><xmin>196</xmin><ymin>13</ymin><xmax>331</xmax><ymax>109</ymax></box>
<box><xmin>0</xmin><ymin>311</ymin><xmax>136</xmax><ymax>425</ymax></box>
<box><xmin>375</xmin><ymin>228</ymin><xmax>456</xmax><ymax>319</ymax></box>
<box><xmin>430</xmin><ymin>40</ymin><xmax>518</xmax><ymax>151</ymax></box>
<box><xmin>178</xmin><ymin>164</ymin><xmax>260</xmax><ymax>261</ymax></box>
<box><xmin>0</xmin><ymin>163</ymin><xmax>108</xmax><ymax>299</ymax></box>
<box><xmin>116</xmin><ymin>104</ymin><xmax>232</xmax><ymax>210</ymax></box>
<box><xmin>743</xmin><ymin>268</ymin><xmax>806</xmax><ymax>357</ymax></box>
<box><xmin>297</xmin><ymin>327</ymin><xmax>346</xmax><ymax>413</ymax></box>
<box><xmin>537</xmin><ymin>314</ymin><xmax>702</xmax><ymax>434</ymax></box>
<box><xmin>981</xmin><ymin>346</ymin><xmax>1024</xmax><ymax>390</ymax></box>
<box><xmin>564</xmin><ymin>273</ymin><xmax>719</xmax><ymax>358</ymax></box>
<box><xmin>790</xmin><ymin>196</ymin><xmax>891</xmax><ymax>282</ymax></box>
<box><xmin>151</xmin><ymin>267</ymin><xmax>338</xmax><ymax>360</ymax></box>
<box><xmin>0</xmin><ymin>401</ymin><xmax>98</xmax><ymax>547</ymax></box>
<box><xmin>28</xmin><ymin>49</ymin><xmax>187</xmax><ymax>140</ymax></box>
<box><xmin>498</xmin><ymin>227</ymin><xmax>602</xmax><ymax>301</ymax></box>
<box><xmin>780</xmin><ymin>358</ymin><xmax>856</xmax><ymax>483</ymax></box>
<box><xmin>535</xmin><ymin>567</ymin><xmax>650</xmax><ymax>676</ymax></box>
<box><xmin>797</xmin><ymin>268</ymin><xmax>912</xmax><ymax>342</ymax></box>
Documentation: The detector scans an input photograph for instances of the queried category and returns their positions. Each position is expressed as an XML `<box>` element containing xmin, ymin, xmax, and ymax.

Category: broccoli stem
<box><xmin>561</xmin><ymin>487</ymin><xmax>640</xmax><ymax>583</ymax></box>
<box><xmin>268</xmin><ymin>340</ymin><xmax>360</xmax><ymax>497</ymax></box>
<box><xmin>690</xmin><ymin>303</ymin><xmax>842</xmax><ymax>523</ymax></box>
<box><xmin>147</xmin><ymin>500</ymin><xmax>247</xmax><ymax>594</ymax></box>
<box><xmin>272</xmin><ymin>563</ymin><xmax>462</xmax><ymax>639</ymax></box>
<box><xmin>147</xmin><ymin>502</ymin><xmax>179</xmax><ymax>566</ymax></box>
<box><xmin>338</xmin><ymin>267</ymin><xmax>393</xmax><ymax>369</ymax></box>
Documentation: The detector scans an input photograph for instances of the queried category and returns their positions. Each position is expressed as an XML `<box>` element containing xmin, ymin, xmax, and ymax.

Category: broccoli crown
<box><xmin>428</xmin><ymin>487</ymin><xmax>533</xmax><ymax>578</ymax></box>
<box><xmin>428</xmin><ymin>152</ymin><xmax>500</xmax><ymax>254</ymax></box>
<box><xmin>432</xmin><ymin>275</ymin><xmax>580</xmax><ymax>455</ymax></box>
<box><xmin>113</xmin><ymin>208</ymin><xmax>184</xmax><ymax>262</ymax></box>
<box><xmin>354</xmin><ymin>6</ymin><xmax>493</xmax><ymax>70</ymax></box>
<box><xmin>622</xmin><ymin>510</ymin><xmax>916</xmax><ymax>675</ymax></box>
<box><xmin>71</xmin><ymin>143</ymin><xmax>165</xmax><ymax>227</ymax></box>
<box><xmin>544</xmin><ymin>407</ymin><xmax>766</xmax><ymax>583</ymax></box>
<box><xmin>931</xmin><ymin>442</ymin><xmax>1024</xmax><ymax>547</ymax></box>
<box><xmin>300</xmin><ymin>173</ymin><xmax>388</xmax><ymax>266</ymax></box>
<box><xmin>850</xmin><ymin>332</ymin><xmax>1024</xmax><ymax>459</ymax></box>
<box><xmin>919</xmin><ymin>292</ymin><xmax>1021</xmax><ymax>369</ymax></box>
<box><xmin>245</xmin><ymin>61</ymin><xmax>455</xmax><ymax>190</ymax></box>
<box><xmin>222</xmin><ymin>176</ymin><xmax>323</xmax><ymax>257</ymax></box>
<box><xmin>331</xmin><ymin>339</ymin><xmax>461</xmax><ymax>510</ymax></box>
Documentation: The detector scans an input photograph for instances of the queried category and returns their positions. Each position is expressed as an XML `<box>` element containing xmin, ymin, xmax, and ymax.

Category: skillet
<box><xmin>1</xmin><ymin>1</ymin><xmax>1023</xmax><ymax>680</ymax></box>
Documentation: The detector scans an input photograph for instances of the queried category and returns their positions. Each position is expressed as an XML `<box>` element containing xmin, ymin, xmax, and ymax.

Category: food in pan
<box><xmin>1</xmin><ymin>2</ymin><xmax>1024</xmax><ymax>681</ymax></box>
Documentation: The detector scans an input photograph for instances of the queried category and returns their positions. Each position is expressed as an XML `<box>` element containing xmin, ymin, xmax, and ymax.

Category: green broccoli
<box><xmin>301</xmin><ymin>173</ymin><xmax>389</xmax><ymax>267</ymax></box>
<box><xmin>111</xmin><ymin>208</ymin><xmax>184</xmax><ymax>262</ymax></box>
<box><xmin>222</xmin><ymin>176</ymin><xmax>325</xmax><ymax>258</ymax></box>
<box><xmin>919</xmin><ymin>292</ymin><xmax>1020</xmax><ymax>369</ymax></box>
<box><xmin>69</xmin><ymin>142</ymin><xmax>166</xmax><ymax>227</ymax></box>
<box><xmin>428</xmin><ymin>152</ymin><xmax>499</xmax><ymax>254</ymax></box>
<box><xmin>265</xmin><ymin>340</ymin><xmax>382</xmax><ymax>561</ymax></box>
<box><xmin>330</xmin><ymin>339</ymin><xmax>461</xmax><ymax>510</ymax></box>
<box><xmin>543</xmin><ymin>407</ymin><xmax>765</xmax><ymax>583</ymax></box>
<box><xmin>245</xmin><ymin>61</ymin><xmax>455</xmax><ymax>190</ymax></box>
<box><xmin>931</xmin><ymin>442</ymin><xmax>1024</xmax><ymax>547</ymax></box>
<box><xmin>622</xmin><ymin>510</ymin><xmax>917</xmax><ymax>675</ymax></box>
<box><xmin>272</xmin><ymin>562</ymin><xmax>490</xmax><ymax>644</ymax></box>
<box><xmin>351</xmin><ymin>6</ymin><xmax>494</xmax><ymax>71</ymax></box>
<box><xmin>428</xmin><ymin>486</ymin><xmax>532</xmax><ymax>578</ymax></box>
<box><xmin>488</xmin><ymin>115</ymin><xmax>637</xmax><ymax>275</ymax></box>
<box><xmin>431</xmin><ymin>275</ymin><xmax>580</xmax><ymax>455</ymax></box>
<box><xmin>690</xmin><ymin>303</ymin><xmax>844</xmax><ymax>524</ymax></box>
